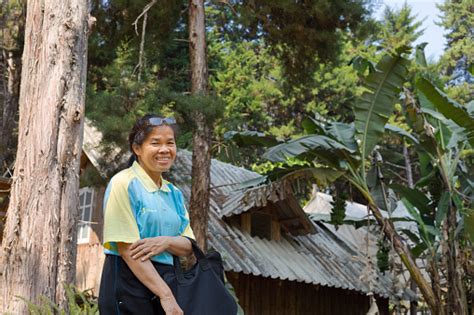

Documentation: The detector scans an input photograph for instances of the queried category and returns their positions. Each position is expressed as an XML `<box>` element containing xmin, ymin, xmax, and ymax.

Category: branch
<box><xmin>132</xmin><ymin>0</ymin><xmax>157</xmax><ymax>36</ymax></box>
<box><xmin>132</xmin><ymin>0</ymin><xmax>157</xmax><ymax>80</ymax></box>
<box><xmin>215</xmin><ymin>0</ymin><xmax>238</xmax><ymax>15</ymax></box>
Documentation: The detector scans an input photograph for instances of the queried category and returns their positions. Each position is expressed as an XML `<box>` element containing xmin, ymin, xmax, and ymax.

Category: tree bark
<box><xmin>0</xmin><ymin>0</ymin><xmax>90</xmax><ymax>312</ymax></box>
<box><xmin>188</xmin><ymin>0</ymin><xmax>211</xmax><ymax>251</ymax></box>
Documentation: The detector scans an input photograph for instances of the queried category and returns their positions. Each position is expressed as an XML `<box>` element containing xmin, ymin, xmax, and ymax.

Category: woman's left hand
<box><xmin>130</xmin><ymin>236</ymin><xmax>171</xmax><ymax>261</ymax></box>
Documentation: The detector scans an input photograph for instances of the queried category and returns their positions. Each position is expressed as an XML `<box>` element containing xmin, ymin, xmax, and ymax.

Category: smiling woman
<box><xmin>98</xmin><ymin>114</ymin><xmax>194</xmax><ymax>315</ymax></box>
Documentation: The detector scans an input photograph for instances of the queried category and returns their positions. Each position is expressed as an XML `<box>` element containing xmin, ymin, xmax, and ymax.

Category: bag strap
<box><xmin>173</xmin><ymin>237</ymin><xmax>211</xmax><ymax>283</ymax></box>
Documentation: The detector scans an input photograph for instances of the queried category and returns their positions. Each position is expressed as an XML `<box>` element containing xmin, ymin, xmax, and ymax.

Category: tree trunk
<box><xmin>188</xmin><ymin>0</ymin><xmax>211</xmax><ymax>251</ymax></box>
<box><xmin>0</xmin><ymin>0</ymin><xmax>90</xmax><ymax>312</ymax></box>
<box><xmin>445</xmin><ymin>201</ymin><xmax>468</xmax><ymax>315</ymax></box>
<box><xmin>366</xmin><ymin>200</ymin><xmax>444</xmax><ymax>315</ymax></box>
<box><xmin>403</xmin><ymin>143</ymin><xmax>419</xmax><ymax>315</ymax></box>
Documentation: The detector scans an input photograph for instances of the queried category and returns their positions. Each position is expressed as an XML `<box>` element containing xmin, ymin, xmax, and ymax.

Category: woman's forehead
<box><xmin>146</xmin><ymin>125</ymin><xmax>175</xmax><ymax>139</ymax></box>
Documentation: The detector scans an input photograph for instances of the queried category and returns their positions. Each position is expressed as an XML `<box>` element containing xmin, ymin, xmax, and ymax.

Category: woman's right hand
<box><xmin>160</xmin><ymin>295</ymin><xmax>183</xmax><ymax>315</ymax></box>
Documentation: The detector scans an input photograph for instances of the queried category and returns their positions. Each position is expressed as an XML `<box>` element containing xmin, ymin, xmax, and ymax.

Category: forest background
<box><xmin>0</xmin><ymin>0</ymin><xmax>472</xmax><ymax>314</ymax></box>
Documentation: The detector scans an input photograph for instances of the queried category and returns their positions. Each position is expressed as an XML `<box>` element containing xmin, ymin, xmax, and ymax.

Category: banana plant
<box><xmin>253</xmin><ymin>50</ymin><xmax>445</xmax><ymax>314</ymax></box>
<box><xmin>226</xmin><ymin>47</ymin><xmax>472</xmax><ymax>314</ymax></box>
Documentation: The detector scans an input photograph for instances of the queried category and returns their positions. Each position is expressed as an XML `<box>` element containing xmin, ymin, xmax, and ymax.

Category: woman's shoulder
<box><xmin>108</xmin><ymin>167</ymin><xmax>135</xmax><ymax>188</ymax></box>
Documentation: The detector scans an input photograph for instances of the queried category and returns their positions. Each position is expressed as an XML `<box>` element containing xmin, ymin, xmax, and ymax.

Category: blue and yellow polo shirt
<box><xmin>102</xmin><ymin>161</ymin><xmax>194</xmax><ymax>265</ymax></box>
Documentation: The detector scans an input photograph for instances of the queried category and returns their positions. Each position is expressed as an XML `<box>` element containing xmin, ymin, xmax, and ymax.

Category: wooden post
<box><xmin>241</xmin><ymin>213</ymin><xmax>252</xmax><ymax>234</ymax></box>
<box><xmin>271</xmin><ymin>220</ymin><xmax>281</xmax><ymax>241</ymax></box>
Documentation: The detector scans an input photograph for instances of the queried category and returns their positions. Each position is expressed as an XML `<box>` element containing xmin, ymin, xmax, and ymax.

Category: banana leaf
<box><xmin>301</xmin><ymin>116</ymin><xmax>326</xmax><ymax>135</ymax></box>
<box><xmin>265</xmin><ymin>165</ymin><xmax>345</xmax><ymax>187</ymax></box>
<box><xmin>385</xmin><ymin>124</ymin><xmax>419</xmax><ymax>145</ymax></box>
<box><xmin>263</xmin><ymin>134</ymin><xmax>358</xmax><ymax>169</ymax></box>
<box><xmin>417</xmin><ymin>77</ymin><xmax>474</xmax><ymax>147</ymax></box>
<box><xmin>302</xmin><ymin>117</ymin><xmax>358</xmax><ymax>152</ymax></box>
<box><xmin>224</xmin><ymin>130</ymin><xmax>281</xmax><ymax>147</ymax></box>
<box><xmin>354</xmin><ymin>53</ymin><xmax>410</xmax><ymax>158</ymax></box>
<box><xmin>390</xmin><ymin>184</ymin><xmax>432</xmax><ymax>217</ymax></box>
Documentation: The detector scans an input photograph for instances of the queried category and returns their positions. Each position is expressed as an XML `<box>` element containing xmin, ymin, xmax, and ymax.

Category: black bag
<box><xmin>164</xmin><ymin>238</ymin><xmax>238</xmax><ymax>315</ymax></box>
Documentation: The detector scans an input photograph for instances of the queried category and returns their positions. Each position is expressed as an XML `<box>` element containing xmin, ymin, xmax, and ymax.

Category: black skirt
<box><xmin>98</xmin><ymin>254</ymin><xmax>176</xmax><ymax>315</ymax></box>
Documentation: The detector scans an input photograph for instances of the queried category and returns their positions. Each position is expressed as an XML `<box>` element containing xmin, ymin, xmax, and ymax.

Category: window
<box><xmin>77</xmin><ymin>187</ymin><xmax>94</xmax><ymax>244</ymax></box>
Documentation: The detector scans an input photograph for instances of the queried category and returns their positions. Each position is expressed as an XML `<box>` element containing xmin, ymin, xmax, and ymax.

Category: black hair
<box><xmin>127</xmin><ymin>114</ymin><xmax>178</xmax><ymax>166</ymax></box>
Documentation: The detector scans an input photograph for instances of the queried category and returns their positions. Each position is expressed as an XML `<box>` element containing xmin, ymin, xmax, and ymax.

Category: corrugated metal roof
<box><xmin>82</xmin><ymin>120</ymin><xmax>400</xmax><ymax>299</ymax></box>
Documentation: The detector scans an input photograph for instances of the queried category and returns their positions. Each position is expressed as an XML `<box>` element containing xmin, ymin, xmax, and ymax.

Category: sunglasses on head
<box><xmin>148</xmin><ymin>117</ymin><xmax>176</xmax><ymax>126</ymax></box>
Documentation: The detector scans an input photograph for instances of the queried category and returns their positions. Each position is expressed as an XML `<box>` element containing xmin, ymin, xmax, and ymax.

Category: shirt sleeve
<box><xmin>103</xmin><ymin>175</ymin><xmax>140</xmax><ymax>250</ymax></box>
<box><xmin>181</xmin><ymin>205</ymin><xmax>195</xmax><ymax>240</ymax></box>
<box><xmin>174</xmin><ymin>187</ymin><xmax>195</xmax><ymax>240</ymax></box>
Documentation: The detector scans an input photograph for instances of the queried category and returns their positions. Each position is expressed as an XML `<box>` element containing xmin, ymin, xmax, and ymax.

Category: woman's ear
<box><xmin>132</xmin><ymin>143</ymin><xmax>141</xmax><ymax>157</ymax></box>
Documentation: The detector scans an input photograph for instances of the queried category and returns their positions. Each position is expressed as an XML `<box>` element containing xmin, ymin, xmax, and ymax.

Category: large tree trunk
<box><xmin>0</xmin><ymin>0</ymin><xmax>25</xmax><ymax>172</ymax></box>
<box><xmin>188</xmin><ymin>0</ymin><xmax>211</xmax><ymax>251</ymax></box>
<box><xmin>0</xmin><ymin>0</ymin><xmax>90</xmax><ymax>312</ymax></box>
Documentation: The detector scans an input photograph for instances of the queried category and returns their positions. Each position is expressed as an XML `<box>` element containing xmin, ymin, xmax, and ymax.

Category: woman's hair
<box><xmin>128</xmin><ymin>114</ymin><xmax>178</xmax><ymax>165</ymax></box>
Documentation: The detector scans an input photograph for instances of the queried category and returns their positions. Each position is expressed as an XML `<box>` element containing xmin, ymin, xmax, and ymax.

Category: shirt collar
<box><xmin>131</xmin><ymin>161</ymin><xmax>171</xmax><ymax>193</ymax></box>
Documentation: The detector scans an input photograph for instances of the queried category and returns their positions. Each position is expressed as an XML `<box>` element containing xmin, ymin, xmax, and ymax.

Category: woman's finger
<box><xmin>129</xmin><ymin>239</ymin><xmax>143</xmax><ymax>250</ymax></box>
<box><xmin>141</xmin><ymin>253</ymin><xmax>151</xmax><ymax>261</ymax></box>
<box><xmin>130</xmin><ymin>244</ymin><xmax>144</xmax><ymax>256</ymax></box>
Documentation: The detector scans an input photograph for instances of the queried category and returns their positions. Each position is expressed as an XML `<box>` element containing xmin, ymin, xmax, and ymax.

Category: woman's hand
<box><xmin>130</xmin><ymin>236</ymin><xmax>171</xmax><ymax>261</ymax></box>
<box><xmin>160</xmin><ymin>295</ymin><xmax>183</xmax><ymax>315</ymax></box>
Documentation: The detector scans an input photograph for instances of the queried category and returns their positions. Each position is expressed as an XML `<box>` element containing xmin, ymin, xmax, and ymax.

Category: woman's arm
<box><xmin>117</xmin><ymin>242</ymin><xmax>183</xmax><ymax>315</ymax></box>
<box><xmin>130</xmin><ymin>236</ymin><xmax>192</xmax><ymax>261</ymax></box>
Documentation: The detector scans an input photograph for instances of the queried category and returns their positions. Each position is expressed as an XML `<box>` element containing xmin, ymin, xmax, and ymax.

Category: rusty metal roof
<box><xmin>82</xmin><ymin>121</ymin><xmax>400</xmax><ymax>299</ymax></box>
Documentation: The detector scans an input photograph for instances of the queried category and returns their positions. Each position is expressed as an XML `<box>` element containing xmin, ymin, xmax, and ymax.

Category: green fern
<box><xmin>16</xmin><ymin>284</ymin><xmax>98</xmax><ymax>315</ymax></box>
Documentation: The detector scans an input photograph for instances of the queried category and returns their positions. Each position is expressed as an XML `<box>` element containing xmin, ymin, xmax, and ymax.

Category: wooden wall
<box><xmin>227</xmin><ymin>272</ymin><xmax>389</xmax><ymax>315</ymax></box>
<box><xmin>76</xmin><ymin>186</ymin><xmax>105</xmax><ymax>295</ymax></box>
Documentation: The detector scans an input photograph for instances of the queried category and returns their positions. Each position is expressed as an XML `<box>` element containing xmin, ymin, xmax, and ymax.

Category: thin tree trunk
<box><xmin>445</xmin><ymin>201</ymin><xmax>468</xmax><ymax>315</ymax></box>
<box><xmin>403</xmin><ymin>143</ymin><xmax>418</xmax><ymax>315</ymax></box>
<box><xmin>0</xmin><ymin>0</ymin><xmax>90</xmax><ymax>312</ymax></box>
<box><xmin>363</xmin><ymin>198</ymin><xmax>443</xmax><ymax>315</ymax></box>
<box><xmin>188</xmin><ymin>0</ymin><xmax>211</xmax><ymax>251</ymax></box>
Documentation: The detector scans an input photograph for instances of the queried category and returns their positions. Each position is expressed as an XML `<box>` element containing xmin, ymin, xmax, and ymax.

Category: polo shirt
<box><xmin>102</xmin><ymin>161</ymin><xmax>194</xmax><ymax>265</ymax></box>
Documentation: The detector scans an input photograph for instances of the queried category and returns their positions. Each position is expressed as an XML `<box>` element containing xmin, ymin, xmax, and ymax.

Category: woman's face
<box><xmin>133</xmin><ymin>125</ymin><xmax>177</xmax><ymax>179</ymax></box>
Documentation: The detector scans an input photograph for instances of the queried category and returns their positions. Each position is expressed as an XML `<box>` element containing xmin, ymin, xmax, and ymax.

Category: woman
<box><xmin>98</xmin><ymin>114</ymin><xmax>194</xmax><ymax>315</ymax></box>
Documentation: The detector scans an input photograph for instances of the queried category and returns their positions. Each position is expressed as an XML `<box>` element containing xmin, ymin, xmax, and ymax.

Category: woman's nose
<box><xmin>158</xmin><ymin>145</ymin><xmax>170</xmax><ymax>153</ymax></box>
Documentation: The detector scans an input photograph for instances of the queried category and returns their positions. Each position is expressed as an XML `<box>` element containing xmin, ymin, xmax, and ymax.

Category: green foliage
<box><xmin>89</xmin><ymin>0</ymin><xmax>187</xmax><ymax>88</ymax></box>
<box><xmin>170</xmin><ymin>93</ymin><xmax>225</xmax><ymax>126</ymax></box>
<box><xmin>229</xmin><ymin>0</ymin><xmax>372</xmax><ymax>83</ymax></box>
<box><xmin>378</xmin><ymin>3</ymin><xmax>424</xmax><ymax>52</ymax></box>
<box><xmin>18</xmin><ymin>285</ymin><xmax>98</xmax><ymax>315</ymax></box>
<box><xmin>437</xmin><ymin>0</ymin><xmax>474</xmax><ymax>81</ymax></box>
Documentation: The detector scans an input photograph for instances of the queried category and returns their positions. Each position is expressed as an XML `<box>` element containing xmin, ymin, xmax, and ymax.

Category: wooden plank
<box><xmin>271</xmin><ymin>220</ymin><xmax>281</xmax><ymax>241</ymax></box>
<box><xmin>240</xmin><ymin>212</ymin><xmax>251</xmax><ymax>234</ymax></box>
<box><xmin>279</xmin><ymin>217</ymin><xmax>300</xmax><ymax>225</ymax></box>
